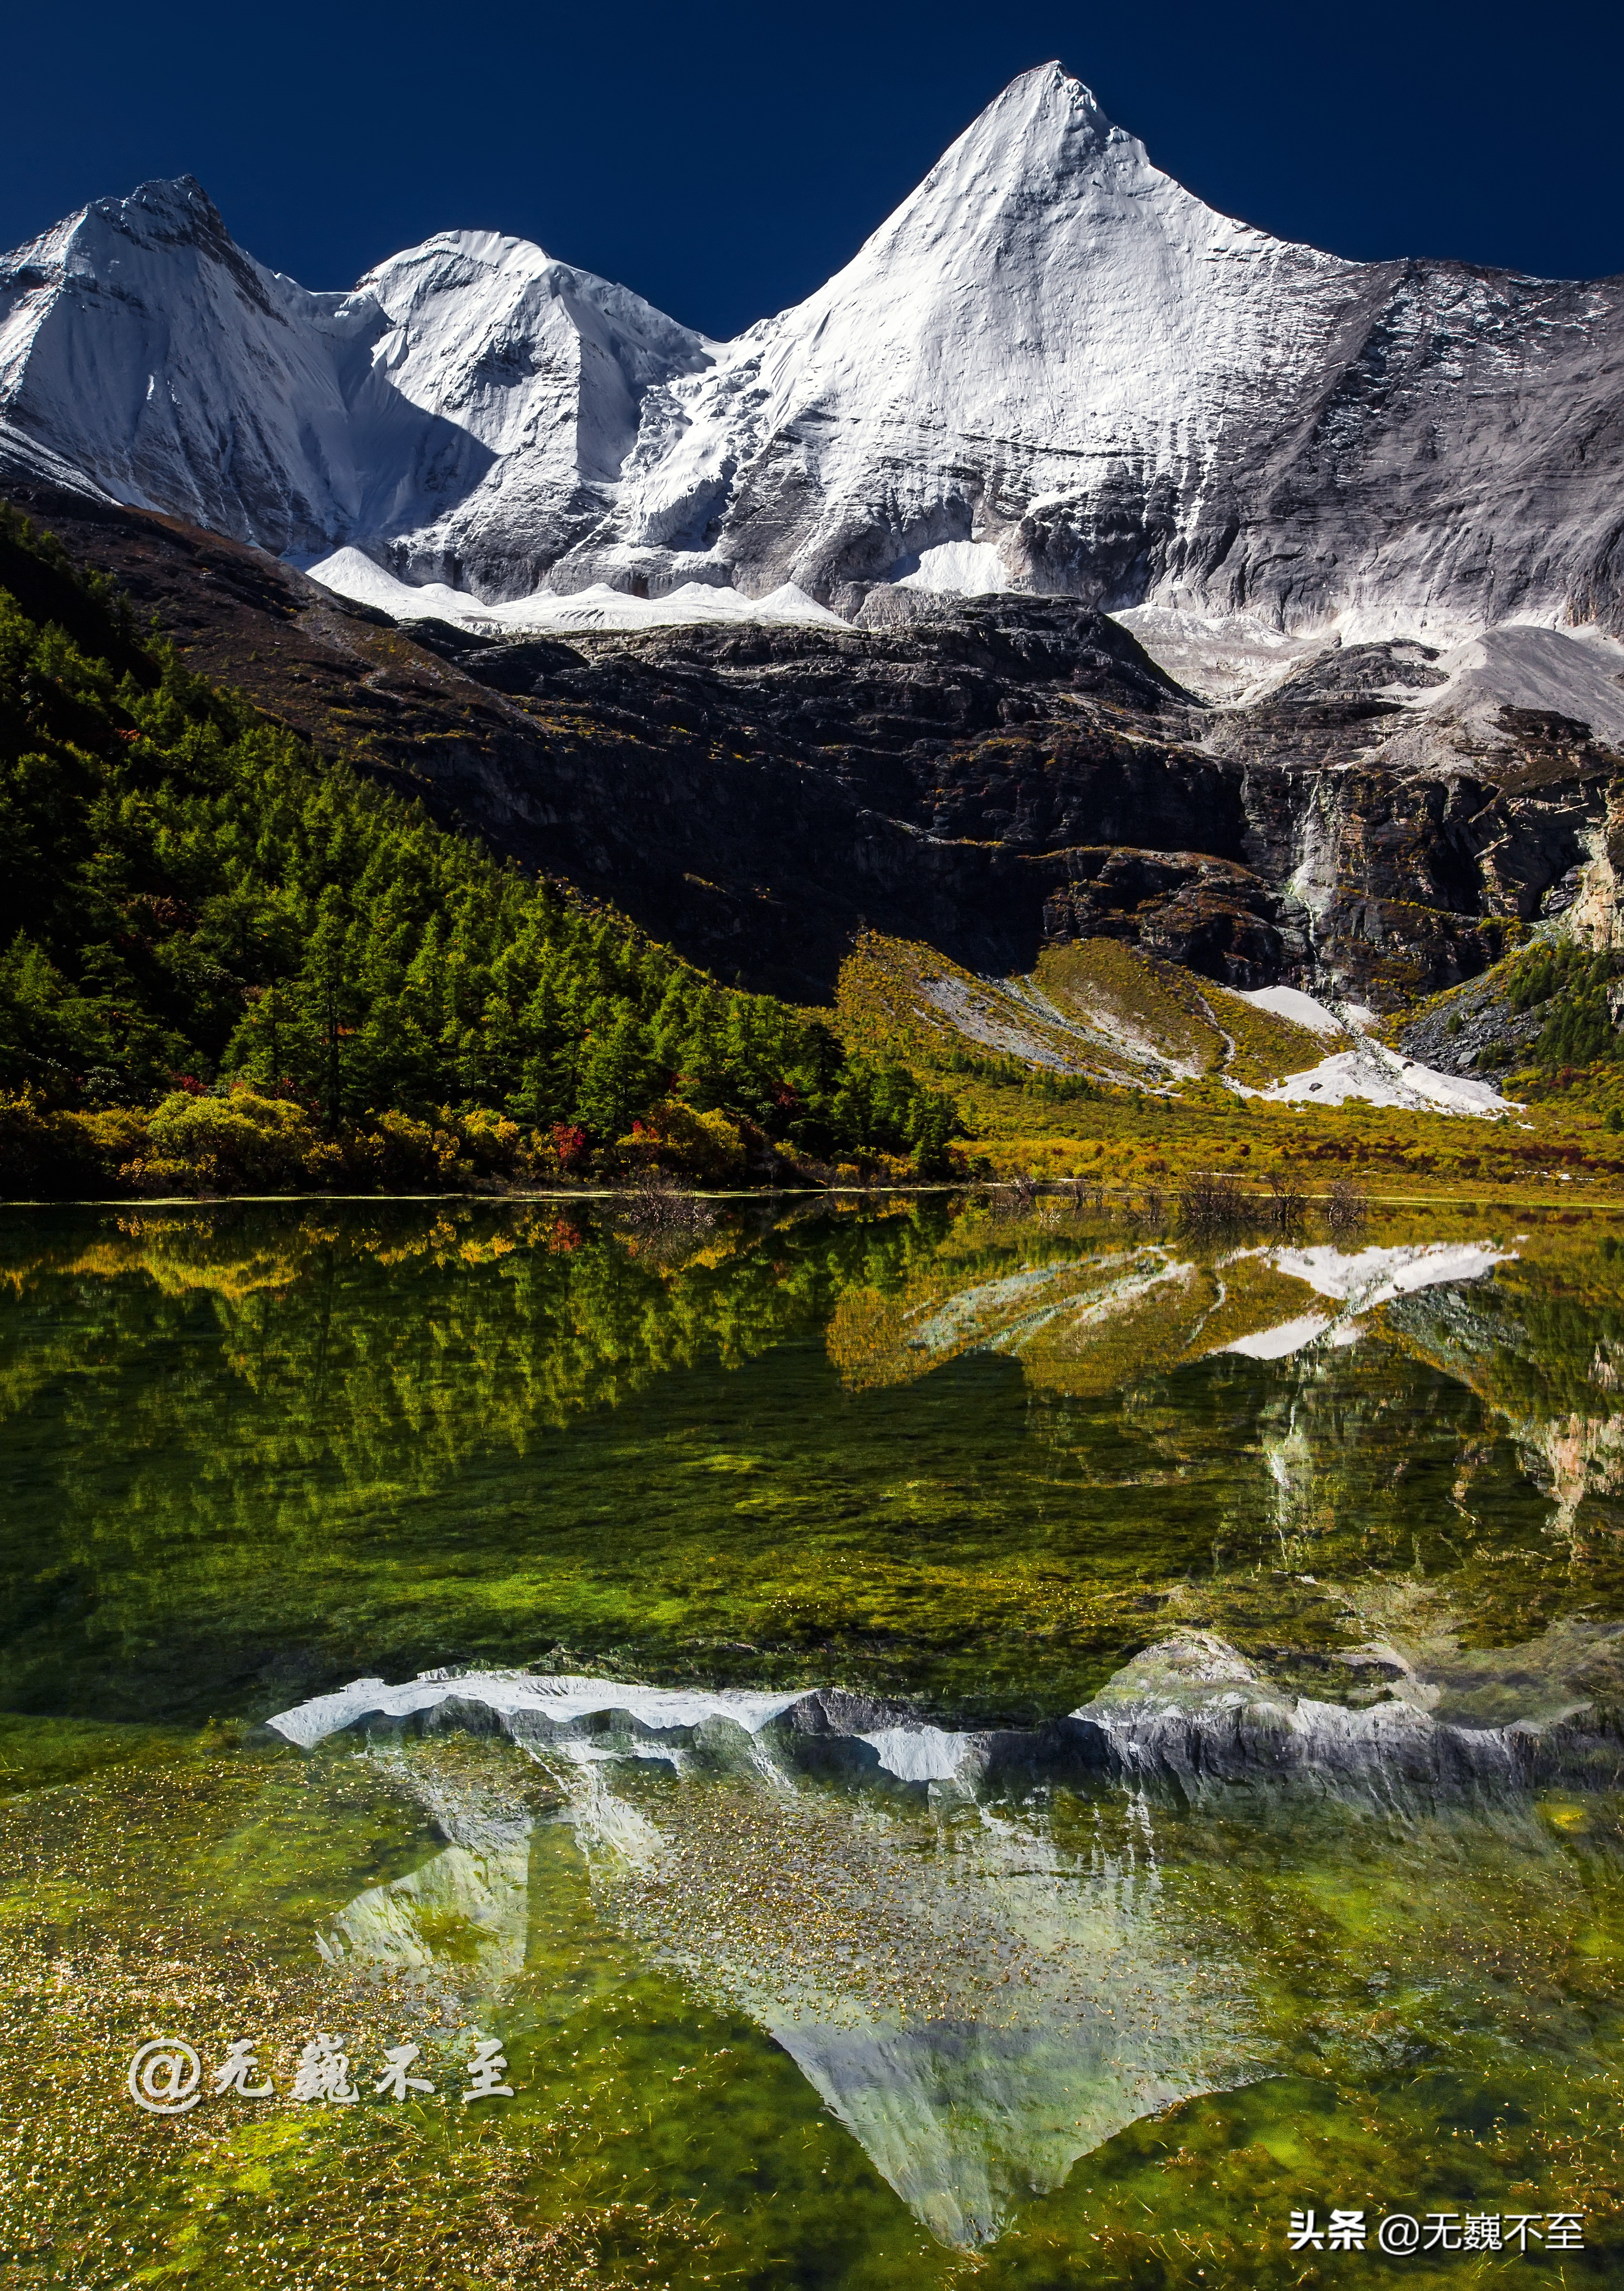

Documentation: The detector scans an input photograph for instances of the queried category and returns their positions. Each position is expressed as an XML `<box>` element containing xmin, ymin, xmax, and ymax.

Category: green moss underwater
<box><xmin>2</xmin><ymin>1195</ymin><xmax>1623</xmax><ymax>2285</ymax></box>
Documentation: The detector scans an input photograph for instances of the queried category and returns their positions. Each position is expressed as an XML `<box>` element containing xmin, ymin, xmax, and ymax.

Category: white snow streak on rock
<box><xmin>914</xmin><ymin>976</ymin><xmax>1087</xmax><ymax>1072</ymax></box>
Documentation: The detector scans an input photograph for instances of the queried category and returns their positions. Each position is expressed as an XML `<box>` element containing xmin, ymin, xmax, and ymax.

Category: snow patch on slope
<box><xmin>1222</xmin><ymin>1312</ymin><xmax>1332</xmax><ymax>1361</ymax></box>
<box><xmin>1246</xmin><ymin>1035</ymin><xmax>1514</xmax><ymax>1118</ymax></box>
<box><xmin>1234</xmin><ymin>986</ymin><xmax>1347</xmax><ymax>1037</ymax></box>
<box><xmin>857</xmin><ymin>1724</ymin><xmax>972</xmax><ymax>1781</ymax></box>
<box><xmin>1275</xmin><ymin>1240</ymin><xmax>1514</xmax><ymax>1308</ymax></box>
<box><xmin>1115</xmin><ymin>615</ymin><xmax>1624</xmax><ymax>735</ymax></box>
<box><xmin>896</xmin><ymin>540</ymin><xmax>1011</xmax><ymax>595</ymax></box>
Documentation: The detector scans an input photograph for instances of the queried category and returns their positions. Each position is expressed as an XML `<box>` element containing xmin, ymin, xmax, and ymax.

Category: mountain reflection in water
<box><xmin>4</xmin><ymin>1197</ymin><xmax>1624</xmax><ymax>2280</ymax></box>
<box><xmin>3</xmin><ymin>1197</ymin><xmax>1621</xmax><ymax>1732</ymax></box>
<box><xmin>319</xmin><ymin>1744</ymin><xmax>1247</xmax><ymax>2248</ymax></box>
<box><xmin>294</xmin><ymin>1654</ymin><xmax>1624</xmax><ymax>2251</ymax></box>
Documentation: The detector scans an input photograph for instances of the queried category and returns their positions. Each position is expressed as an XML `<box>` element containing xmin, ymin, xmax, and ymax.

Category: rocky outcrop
<box><xmin>1062</xmin><ymin>1630</ymin><xmax>1624</xmax><ymax>1809</ymax></box>
<box><xmin>6</xmin><ymin>475</ymin><xmax>1620</xmax><ymax>1007</ymax></box>
<box><xmin>1212</xmin><ymin>640</ymin><xmax>1624</xmax><ymax>1003</ymax></box>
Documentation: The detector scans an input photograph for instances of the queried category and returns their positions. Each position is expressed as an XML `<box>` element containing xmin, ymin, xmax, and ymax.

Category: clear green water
<box><xmin>2</xmin><ymin>1198</ymin><xmax>1623</xmax><ymax>2286</ymax></box>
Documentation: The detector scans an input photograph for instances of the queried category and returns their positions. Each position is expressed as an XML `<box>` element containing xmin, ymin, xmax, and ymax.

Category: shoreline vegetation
<box><xmin>4</xmin><ymin>503</ymin><xmax>1624</xmax><ymax>1209</ymax></box>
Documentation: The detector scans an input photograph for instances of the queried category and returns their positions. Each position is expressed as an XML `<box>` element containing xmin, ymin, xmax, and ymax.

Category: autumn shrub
<box><xmin>454</xmin><ymin>1106</ymin><xmax>526</xmax><ymax>1178</ymax></box>
<box><xmin>621</xmin><ymin>1169</ymin><xmax>718</xmax><ymax>1235</ymax></box>
<box><xmin>358</xmin><ymin>1110</ymin><xmax>469</xmax><ymax>1191</ymax></box>
<box><xmin>1323</xmin><ymin>1176</ymin><xmax>1369</xmax><ymax>1235</ymax></box>
<box><xmin>74</xmin><ymin>1107</ymin><xmax>152</xmax><ymax>1166</ymax></box>
<box><xmin>146</xmin><ymin>1086</ymin><xmax>317</xmax><ymax>1192</ymax></box>
<box><xmin>1178</xmin><ymin>1170</ymin><xmax>1250</xmax><ymax>1234</ymax></box>
<box><xmin>618</xmin><ymin>1098</ymin><xmax>746</xmax><ymax>1185</ymax></box>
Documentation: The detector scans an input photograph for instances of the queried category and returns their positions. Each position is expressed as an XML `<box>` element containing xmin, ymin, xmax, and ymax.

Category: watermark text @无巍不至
<box><xmin>125</xmin><ymin>2033</ymin><xmax>514</xmax><ymax>2115</ymax></box>
<box><xmin>1287</xmin><ymin>2209</ymin><xmax>1585</xmax><ymax>2256</ymax></box>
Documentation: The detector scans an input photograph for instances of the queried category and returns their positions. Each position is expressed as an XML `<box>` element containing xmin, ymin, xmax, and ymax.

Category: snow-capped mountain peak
<box><xmin>0</xmin><ymin>178</ymin><xmax>711</xmax><ymax>594</ymax></box>
<box><xmin>4</xmin><ymin>67</ymin><xmax>1623</xmax><ymax>642</ymax></box>
<box><xmin>593</xmin><ymin>64</ymin><xmax>1356</xmax><ymax>612</ymax></box>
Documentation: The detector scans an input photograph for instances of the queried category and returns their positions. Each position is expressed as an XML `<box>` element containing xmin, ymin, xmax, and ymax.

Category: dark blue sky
<box><xmin>6</xmin><ymin>1</ymin><xmax>1621</xmax><ymax>338</ymax></box>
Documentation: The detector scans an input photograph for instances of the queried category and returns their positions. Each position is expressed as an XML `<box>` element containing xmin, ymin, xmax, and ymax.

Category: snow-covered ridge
<box><xmin>5</xmin><ymin>66</ymin><xmax>1624</xmax><ymax>645</ymax></box>
<box><xmin>0</xmin><ymin>178</ymin><xmax>712</xmax><ymax>584</ymax></box>
<box><xmin>266</xmin><ymin>1598</ymin><xmax>1613</xmax><ymax>1808</ymax></box>
<box><xmin>266</xmin><ymin>1671</ymin><xmax>808</xmax><ymax>1752</ymax></box>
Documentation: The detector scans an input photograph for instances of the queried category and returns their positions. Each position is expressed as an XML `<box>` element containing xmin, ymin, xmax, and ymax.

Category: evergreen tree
<box><xmin>0</xmin><ymin>508</ymin><xmax>959</xmax><ymax>1174</ymax></box>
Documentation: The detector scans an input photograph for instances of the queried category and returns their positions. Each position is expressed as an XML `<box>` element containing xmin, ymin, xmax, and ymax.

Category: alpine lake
<box><xmin>3</xmin><ymin>1192</ymin><xmax>1623</xmax><ymax>2289</ymax></box>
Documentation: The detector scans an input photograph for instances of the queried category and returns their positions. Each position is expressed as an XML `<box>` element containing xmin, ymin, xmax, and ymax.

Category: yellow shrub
<box><xmin>446</xmin><ymin>1106</ymin><xmax>523</xmax><ymax>1175</ymax></box>
<box><xmin>146</xmin><ymin>1087</ymin><xmax>317</xmax><ymax>1192</ymax></box>
<box><xmin>620</xmin><ymin>1098</ymin><xmax>746</xmax><ymax>1183</ymax></box>
<box><xmin>361</xmin><ymin>1110</ymin><xmax>469</xmax><ymax>1188</ymax></box>
<box><xmin>72</xmin><ymin>1107</ymin><xmax>152</xmax><ymax>1163</ymax></box>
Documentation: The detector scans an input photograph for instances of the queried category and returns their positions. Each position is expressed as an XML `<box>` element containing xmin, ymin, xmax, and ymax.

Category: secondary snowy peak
<box><xmin>4</xmin><ymin>66</ymin><xmax>1624</xmax><ymax>640</ymax></box>
<box><xmin>0</xmin><ymin>175</ymin><xmax>361</xmax><ymax>552</ymax></box>
<box><xmin>0</xmin><ymin>178</ymin><xmax>711</xmax><ymax>594</ymax></box>
<box><xmin>342</xmin><ymin>231</ymin><xmax>712</xmax><ymax>596</ymax></box>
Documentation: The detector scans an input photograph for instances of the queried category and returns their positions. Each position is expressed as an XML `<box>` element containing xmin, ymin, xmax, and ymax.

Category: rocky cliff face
<box><xmin>5</xmin><ymin>478</ymin><xmax>1619</xmax><ymax>1006</ymax></box>
<box><xmin>1208</xmin><ymin>638</ymin><xmax>1624</xmax><ymax>1003</ymax></box>
<box><xmin>415</xmin><ymin>597</ymin><xmax>1624</xmax><ymax>1004</ymax></box>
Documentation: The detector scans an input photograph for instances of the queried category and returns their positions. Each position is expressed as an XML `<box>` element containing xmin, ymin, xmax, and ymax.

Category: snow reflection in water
<box><xmin>297</xmin><ymin>1682</ymin><xmax>1258</xmax><ymax>2248</ymax></box>
<box><xmin>290</xmin><ymin>1585</ymin><xmax>1624</xmax><ymax>2250</ymax></box>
